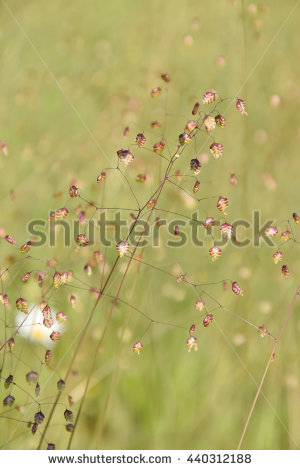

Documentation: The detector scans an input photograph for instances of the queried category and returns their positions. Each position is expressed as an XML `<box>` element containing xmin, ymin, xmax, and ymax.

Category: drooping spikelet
<box><xmin>215</xmin><ymin>114</ymin><xmax>226</xmax><ymax>128</ymax></box>
<box><xmin>53</xmin><ymin>272</ymin><xmax>61</xmax><ymax>288</ymax></box>
<box><xmin>193</xmin><ymin>180</ymin><xmax>200</xmax><ymax>193</ymax></box>
<box><xmin>292</xmin><ymin>212</ymin><xmax>300</xmax><ymax>224</ymax></box>
<box><xmin>203</xmin><ymin>314</ymin><xmax>214</xmax><ymax>327</ymax></box>
<box><xmin>209</xmin><ymin>246</ymin><xmax>222</xmax><ymax>261</ymax></box>
<box><xmin>153</xmin><ymin>141</ymin><xmax>165</xmax><ymax>152</ymax></box>
<box><xmin>186</xmin><ymin>335</ymin><xmax>198</xmax><ymax>351</ymax></box>
<box><xmin>42</xmin><ymin>305</ymin><xmax>53</xmax><ymax>328</ymax></box>
<box><xmin>236</xmin><ymin>98</ymin><xmax>248</xmax><ymax>116</ymax></box>
<box><xmin>97</xmin><ymin>172</ymin><xmax>106</xmax><ymax>183</ymax></box>
<box><xmin>50</xmin><ymin>331</ymin><xmax>61</xmax><ymax>342</ymax></box>
<box><xmin>135</xmin><ymin>133</ymin><xmax>146</xmax><ymax>147</ymax></box>
<box><xmin>217</xmin><ymin>197</ymin><xmax>228</xmax><ymax>214</ymax></box>
<box><xmin>117</xmin><ymin>149</ymin><xmax>134</xmax><ymax>166</ymax></box>
<box><xmin>20</xmin><ymin>241</ymin><xmax>32</xmax><ymax>254</ymax></box>
<box><xmin>265</xmin><ymin>226</ymin><xmax>278</xmax><ymax>237</ymax></box>
<box><xmin>69</xmin><ymin>185</ymin><xmax>79</xmax><ymax>197</ymax></box>
<box><xmin>230</xmin><ymin>173</ymin><xmax>237</xmax><ymax>185</ymax></box>
<box><xmin>161</xmin><ymin>73</ymin><xmax>171</xmax><ymax>82</ymax></box>
<box><xmin>151</xmin><ymin>87</ymin><xmax>161</xmax><ymax>98</ymax></box>
<box><xmin>54</xmin><ymin>208</ymin><xmax>68</xmax><ymax>220</ymax></box>
<box><xmin>202</xmin><ymin>91</ymin><xmax>216</xmax><ymax>104</ymax></box>
<box><xmin>273</xmin><ymin>251</ymin><xmax>282</xmax><ymax>264</ymax></box>
<box><xmin>151</xmin><ymin>121</ymin><xmax>161</xmax><ymax>129</ymax></box>
<box><xmin>204</xmin><ymin>217</ymin><xmax>215</xmax><ymax>229</ymax></box>
<box><xmin>22</xmin><ymin>272</ymin><xmax>31</xmax><ymax>282</ymax></box>
<box><xmin>203</xmin><ymin>115</ymin><xmax>216</xmax><ymax>133</ymax></box>
<box><xmin>132</xmin><ymin>341</ymin><xmax>143</xmax><ymax>355</ymax></box>
<box><xmin>186</xmin><ymin>120</ymin><xmax>197</xmax><ymax>132</ymax></box>
<box><xmin>5</xmin><ymin>235</ymin><xmax>15</xmax><ymax>245</ymax></box>
<box><xmin>232</xmin><ymin>281</ymin><xmax>244</xmax><ymax>296</ymax></box>
<box><xmin>281</xmin><ymin>265</ymin><xmax>290</xmax><ymax>278</ymax></box>
<box><xmin>190</xmin><ymin>158</ymin><xmax>201</xmax><ymax>175</ymax></box>
<box><xmin>26</xmin><ymin>371</ymin><xmax>38</xmax><ymax>384</ymax></box>
<box><xmin>192</xmin><ymin>102</ymin><xmax>200</xmax><ymax>115</ymax></box>
<box><xmin>220</xmin><ymin>223</ymin><xmax>233</xmax><ymax>238</ymax></box>
<box><xmin>280</xmin><ymin>231</ymin><xmax>291</xmax><ymax>241</ymax></box>
<box><xmin>116</xmin><ymin>241</ymin><xmax>130</xmax><ymax>257</ymax></box>
<box><xmin>258</xmin><ymin>326</ymin><xmax>268</xmax><ymax>338</ymax></box>
<box><xmin>178</xmin><ymin>133</ymin><xmax>191</xmax><ymax>146</ymax></box>
<box><xmin>76</xmin><ymin>234</ymin><xmax>89</xmax><ymax>246</ymax></box>
<box><xmin>195</xmin><ymin>300</ymin><xmax>205</xmax><ymax>311</ymax></box>
<box><xmin>136</xmin><ymin>174</ymin><xmax>147</xmax><ymax>182</ymax></box>
<box><xmin>16</xmin><ymin>297</ymin><xmax>28</xmax><ymax>314</ymax></box>
<box><xmin>210</xmin><ymin>142</ymin><xmax>223</xmax><ymax>159</ymax></box>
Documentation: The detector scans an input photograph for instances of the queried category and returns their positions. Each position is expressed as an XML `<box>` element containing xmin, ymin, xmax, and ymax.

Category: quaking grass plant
<box><xmin>0</xmin><ymin>76</ymin><xmax>299</xmax><ymax>450</ymax></box>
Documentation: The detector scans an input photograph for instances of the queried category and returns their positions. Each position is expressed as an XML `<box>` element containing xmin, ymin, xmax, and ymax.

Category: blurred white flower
<box><xmin>15</xmin><ymin>304</ymin><xmax>64</xmax><ymax>348</ymax></box>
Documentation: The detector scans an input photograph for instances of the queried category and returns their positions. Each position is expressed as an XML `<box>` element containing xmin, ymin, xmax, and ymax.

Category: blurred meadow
<box><xmin>0</xmin><ymin>0</ymin><xmax>299</xmax><ymax>450</ymax></box>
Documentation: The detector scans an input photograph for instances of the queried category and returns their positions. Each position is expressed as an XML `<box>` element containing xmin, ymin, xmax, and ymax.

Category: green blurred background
<box><xmin>0</xmin><ymin>0</ymin><xmax>299</xmax><ymax>450</ymax></box>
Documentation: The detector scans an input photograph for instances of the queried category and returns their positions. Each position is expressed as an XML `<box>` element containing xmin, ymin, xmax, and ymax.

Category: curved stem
<box><xmin>237</xmin><ymin>285</ymin><xmax>300</xmax><ymax>450</ymax></box>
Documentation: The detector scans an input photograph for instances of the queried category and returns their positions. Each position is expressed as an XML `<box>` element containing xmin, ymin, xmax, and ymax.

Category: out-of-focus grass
<box><xmin>0</xmin><ymin>0</ymin><xmax>299</xmax><ymax>450</ymax></box>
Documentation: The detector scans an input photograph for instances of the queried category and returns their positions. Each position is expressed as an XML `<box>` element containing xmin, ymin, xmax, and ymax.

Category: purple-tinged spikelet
<box><xmin>215</xmin><ymin>114</ymin><xmax>226</xmax><ymax>128</ymax></box>
<box><xmin>151</xmin><ymin>87</ymin><xmax>161</xmax><ymax>97</ymax></box>
<box><xmin>186</xmin><ymin>120</ymin><xmax>197</xmax><ymax>132</ymax></box>
<box><xmin>265</xmin><ymin>226</ymin><xmax>278</xmax><ymax>237</ymax></box>
<box><xmin>203</xmin><ymin>115</ymin><xmax>216</xmax><ymax>133</ymax></box>
<box><xmin>220</xmin><ymin>223</ymin><xmax>233</xmax><ymax>238</ymax></box>
<box><xmin>236</xmin><ymin>98</ymin><xmax>248</xmax><ymax>116</ymax></box>
<box><xmin>195</xmin><ymin>300</ymin><xmax>205</xmax><ymax>311</ymax></box>
<box><xmin>232</xmin><ymin>281</ymin><xmax>244</xmax><ymax>296</ymax></box>
<box><xmin>187</xmin><ymin>335</ymin><xmax>198</xmax><ymax>351</ymax></box>
<box><xmin>292</xmin><ymin>212</ymin><xmax>300</xmax><ymax>224</ymax></box>
<box><xmin>192</xmin><ymin>102</ymin><xmax>200</xmax><ymax>115</ymax></box>
<box><xmin>190</xmin><ymin>158</ymin><xmax>201</xmax><ymax>175</ymax></box>
<box><xmin>203</xmin><ymin>314</ymin><xmax>214</xmax><ymax>327</ymax></box>
<box><xmin>117</xmin><ymin>149</ymin><xmax>134</xmax><ymax>166</ymax></box>
<box><xmin>69</xmin><ymin>185</ymin><xmax>79</xmax><ymax>197</ymax></box>
<box><xmin>282</xmin><ymin>265</ymin><xmax>290</xmax><ymax>278</ymax></box>
<box><xmin>210</xmin><ymin>142</ymin><xmax>223</xmax><ymax>159</ymax></box>
<box><xmin>135</xmin><ymin>133</ymin><xmax>146</xmax><ymax>148</ymax></box>
<box><xmin>209</xmin><ymin>246</ymin><xmax>222</xmax><ymax>262</ymax></box>
<box><xmin>202</xmin><ymin>91</ymin><xmax>216</xmax><ymax>104</ymax></box>
<box><xmin>217</xmin><ymin>197</ymin><xmax>228</xmax><ymax>214</ymax></box>
<box><xmin>116</xmin><ymin>241</ymin><xmax>130</xmax><ymax>257</ymax></box>
<box><xmin>273</xmin><ymin>251</ymin><xmax>283</xmax><ymax>264</ymax></box>
<box><xmin>16</xmin><ymin>297</ymin><xmax>28</xmax><ymax>314</ymax></box>
<box><xmin>178</xmin><ymin>133</ymin><xmax>191</xmax><ymax>146</ymax></box>
<box><xmin>133</xmin><ymin>341</ymin><xmax>143</xmax><ymax>355</ymax></box>
<box><xmin>97</xmin><ymin>172</ymin><xmax>106</xmax><ymax>183</ymax></box>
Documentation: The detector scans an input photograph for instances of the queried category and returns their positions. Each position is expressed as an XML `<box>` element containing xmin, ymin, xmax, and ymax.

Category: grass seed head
<box><xmin>236</xmin><ymin>98</ymin><xmax>248</xmax><ymax>116</ymax></box>
<box><xmin>232</xmin><ymin>281</ymin><xmax>244</xmax><ymax>296</ymax></box>
<box><xmin>133</xmin><ymin>341</ymin><xmax>143</xmax><ymax>355</ymax></box>
<box><xmin>281</xmin><ymin>265</ymin><xmax>290</xmax><ymax>278</ymax></box>
<box><xmin>135</xmin><ymin>133</ymin><xmax>146</xmax><ymax>147</ymax></box>
<box><xmin>151</xmin><ymin>87</ymin><xmax>162</xmax><ymax>97</ymax></box>
<box><xmin>217</xmin><ymin>197</ymin><xmax>228</xmax><ymax>214</ymax></box>
<box><xmin>192</xmin><ymin>102</ymin><xmax>200</xmax><ymax>115</ymax></box>
<box><xmin>190</xmin><ymin>158</ymin><xmax>201</xmax><ymax>175</ymax></box>
<box><xmin>210</xmin><ymin>142</ymin><xmax>223</xmax><ymax>159</ymax></box>
<box><xmin>3</xmin><ymin>395</ymin><xmax>15</xmax><ymax>407</ymax></box>
<box><xmin>215</xmin><ymin>114</ymin><xmax>226</xmax><ymax>128</ymax></box>
<box><xmin>292</xmin><ymin>212</ymin><xmax>300</xmax><ymax>224</ymax></box>
<box><xmin>204</xmin><ymin>114</ymin><xmax>216</xmax><ymax>133</ymax></box>
<box><xmin>116</xmin><ymin>241</ymin><xmax>130</xmax><ymax>257</ymax></box>
<box><xmin>209</xmin><ymin>246</ymin><xmax>222</xmax><ymax>261</ymax></box>
<box><xmin>203</xmin><ymin>314</ymin><xmax>214</xmax><ymax>327</ymax></box>
<box><xmin>187</xmin><ymin>335</ymin><xmax>198</xmax><ymax>351</ymax></box>
<box><xmin>202</xmin><ymin>91</ymin><xmax>216</xmax><ymax>104</ymax></box>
